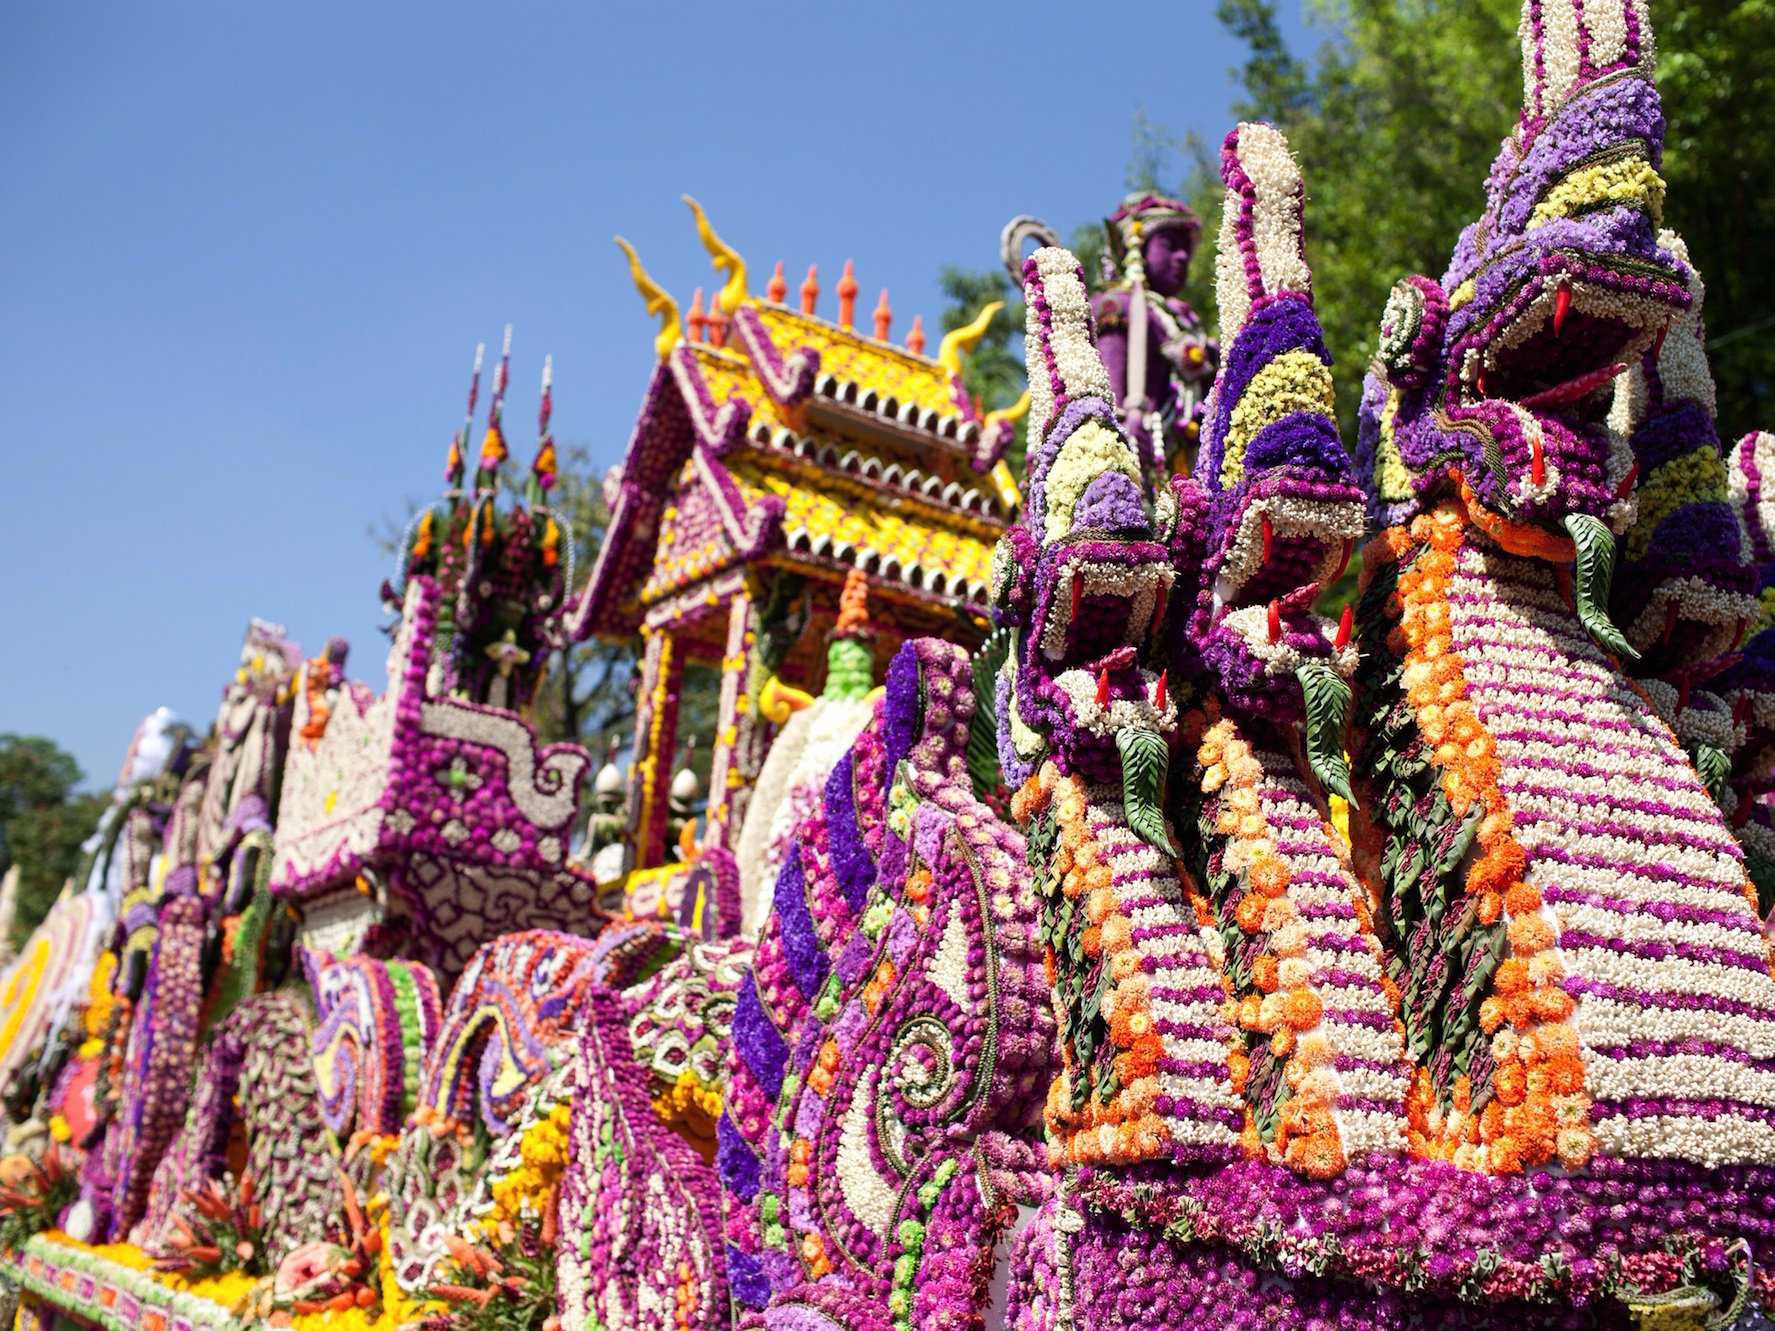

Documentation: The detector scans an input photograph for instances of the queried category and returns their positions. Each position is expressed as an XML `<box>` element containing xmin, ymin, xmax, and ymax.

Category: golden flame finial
<box><xmin>681</xmin><ymin>194</ymin><xmax>748</xmax><ymax>316</ymax></box>
<box><xmin>937</xmin><ymin>300</ymin><xmax>1003</xmax><ymax>375</ymax></box>
<box><xmin>614</xmin><ymin>236</ymin><xmax>683</xmax><ymax>360</ymax></box>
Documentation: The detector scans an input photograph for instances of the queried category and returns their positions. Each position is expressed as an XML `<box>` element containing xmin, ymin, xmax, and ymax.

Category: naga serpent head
<box><xmin>993</xmin><ymin>246</ymin><xmax>1178</xmax><ymax>791</ymax></box>
<box><xmin>1188</xmin><ymin>123</ymin><xmax>1364</xmax><ymax>749</ymax></box>
<box><xmin>1360</xmin><ymin>0</ymin><xmax>1690</xmax><ymax>538</ymax></box>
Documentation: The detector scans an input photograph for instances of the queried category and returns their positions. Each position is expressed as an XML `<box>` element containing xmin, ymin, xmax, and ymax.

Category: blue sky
<box><xmin>1</xmin><ymin>1</ymin><xmax>1312</xmax><ymax>787</ymax></box>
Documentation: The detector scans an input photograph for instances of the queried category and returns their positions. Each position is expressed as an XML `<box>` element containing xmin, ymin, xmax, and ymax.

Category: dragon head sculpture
<box><xmin>992</xmin><ymin>246</ymin><xmax>1178</xmax><ymax>804</ymax></box>
<box><xmin>1360</xmin><ymin>0</ymin><xmax>1690</xmax><ymax>551</ymax></box>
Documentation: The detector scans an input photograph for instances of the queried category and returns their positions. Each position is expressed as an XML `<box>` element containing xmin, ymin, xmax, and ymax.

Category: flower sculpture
<box><xmin>718</xmin><ymin>641</ymin><xmax>1052</xmax><ymax>1331</ymax></box>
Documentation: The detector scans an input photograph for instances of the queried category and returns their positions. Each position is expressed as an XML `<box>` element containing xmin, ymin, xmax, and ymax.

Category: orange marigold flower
<box><xmin>1270</xmin><ymin>1027</ymin><xmax>1296</xmax><ymax>1058</ymax></box>
<box><xmin>1476</xmin><ymin>891</ymin><xmax>1503</xmax><ymax>925</ymax></box>
<box><xmin>1281</xmin><ymin>989</ymin><xmax>1323</xmax><ymax>1031</ymax></box>
<box><xmin>1249</xmin><ymin>854</ymin><xmax>1290</xmax><ymax>899</ymax></box>
<box><xmin>1507</xmin><ymin>915</ymin><xmax>1555</xmax><ymax>955</ymax></box>
<box><xmin>1235</xmin><ymin>893</ymin><xmax>1268</xmax><ymax>933</ymax></box>
<box><xmin>1487</xmin><ymin>1135</ymin><xmax>1524</xmax><ymax>1175</ymax></box>
<box><xmin>1251</xmin><ymin>954</ymin><xmax>1280</xmax><ymax>993</ymax></box>
<box><xmin>1530</xmin><ymin>988</ymin><xmax>1576</xmax><ymax>1023</ymax></box>
<box><xmin>1493</xmin><ymin>1061</ymin><xmax>1527</xmax><ymax>1106</ymax></box>
<box><xmin>1493</xmin><ymin>957</ymin><xmax>1530</xmax><ymax>996</ymax></box>
<box><xmin>1503</xmin><ymin>880</ymin><xmax>1542</xmax><ymax>915</ymax></box>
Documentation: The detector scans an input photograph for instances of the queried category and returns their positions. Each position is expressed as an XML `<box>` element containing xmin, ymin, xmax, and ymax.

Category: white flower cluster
<box><xmin>1052</xmin><ymin>666</ymin><xmax>1177</xmax><ymax>737</ymax></box>
<box><xmin>1023</xmin><ymin>246</ymin><xmax>1112</xmax><ymax>446</ymax></box>
<box><xmin>1214</xmin><ymin>122</ymin><xmax>1313</xmax><ymax>345</ymax></box>
<box><xmin>1215</xmin><ymin>603</ymin><xmax>1359</xmax><ymax>678</ymax></box>
<box><xmin>1214</xmin><ymin>497</ymin><xmax>1363</xmax><ymax>601</ymax></box>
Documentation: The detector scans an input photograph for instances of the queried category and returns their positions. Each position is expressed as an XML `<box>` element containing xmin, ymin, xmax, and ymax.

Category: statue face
<box><xmin>1141</xmin><ymin>226</ymin><xmax>1192</xmax><ymax>296</ymax></box>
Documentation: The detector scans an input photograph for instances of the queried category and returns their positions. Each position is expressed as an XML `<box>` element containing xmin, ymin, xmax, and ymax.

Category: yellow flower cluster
<box><xmin>1220</xmin><ymin>350</ymin><xmax>1336</xmax><ymax>488</ymax></box>
<box><xmin>732</xmin><ymin>465</ymin><xmax>992</xmax><ymax>589</ymax></box>
<box><xmin>652</xmin><ymin>1069</ymin><xmax>723</xmax><ymax>1153</ymax></box>
<box><xmin>1623</xmin><ymin>445</ymin><xmax>1731</xmax><ymax>561</ymax></box>
<box><xmin>79</xmin><ymin>954</ymin><xmax>120</xmax><ymax>1058</ymax></box>
<box><xmin>1529</xmin><ymin>156</ymin><xmax>1665</xmax><ymax>230</ymax></box>
<box><xmin>481</xmin><ymin>1101</ymin><xmax>573</xmax><ymax>1234</ymax></box>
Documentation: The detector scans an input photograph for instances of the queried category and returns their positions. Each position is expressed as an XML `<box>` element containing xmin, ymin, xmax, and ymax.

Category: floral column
<box><xmin>701</xmin><ymin>586</ymin><xmax>756</xmax><ymax>852</ymax></box>
<box><xmin>626</xmin><ymin>626</ymin><xmax>683</xmax><ymax>870</ymax></box>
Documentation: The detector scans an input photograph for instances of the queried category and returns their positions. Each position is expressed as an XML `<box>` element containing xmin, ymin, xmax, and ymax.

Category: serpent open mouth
<box><xmin>1452</xmin><ymin>261</ymin><xmax>1687</xmax><ymax>522</ymax></box>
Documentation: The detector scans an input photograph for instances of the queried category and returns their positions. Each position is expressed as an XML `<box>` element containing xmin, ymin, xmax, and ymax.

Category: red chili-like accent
<box><xmin>1615</xmin><ymin>463</ymin><xmax>1639</xmax><ymax>499</ymax></box>
<box><xmin>1070</xmin><ymin>571</ymin><xmax>1082</xmax><ymax>620</ymax></box>
<box><xmin>1152</xmin><ymin>670</ymin><xmax>1167</xmax><ymax>710</ymax></box>
<box><xmin>1553</xmin><ymin>280</ymin><xmax>1572</xmax><ymax>337</ymax></box>
<box><xmin>1260</xmin><ymin>513</ymin><xmax>1274</xmax><ymax>563</ymax></box>
<box><xmin>1095</xmin><ymin>669</ymin><xmax>1112</xmax><ymax>706</ymax></box>
<box><xmin>1530</xmin><ymin>431</ymin><xmax>1547</xmax><ymax>487</ymax></box>
<box><xmin>1267</xmin><ymin>599</ymin><xmax>1281</xmax><ymax>644</ymax></box>
<box><xmin>1334</xmin><ymin>603</ymin><xmax>1354</xmax><ymax>650</ymax></box>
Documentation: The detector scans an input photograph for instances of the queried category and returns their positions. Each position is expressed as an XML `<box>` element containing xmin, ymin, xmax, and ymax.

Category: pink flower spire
<box><xmin>800</xmin><ymin>264</ymin><xmax>819</xmax><ymax>315</ymax></box>
<box><xmin>872</xmin><ymin>288</ymin><xmax>892</xmax><ymax>341</ymax></box>
<box><xmin>687</xmin><ymin>287</ymin><xmax>707</xmax><ymax>342</ymax></box>
<box><xmin>837</xmin><ymin>260</ymin><xmax>858</xmax><ymax>329</ymax></box>
<box><xmin>767</xmin><ymin>260</ymin><xmax>788</xmax><ymax>303</ymax></box>
<box><xmin>529</xmin><ymin>353</ymin><xmax>557</xmax><ymax>497</ymax></box>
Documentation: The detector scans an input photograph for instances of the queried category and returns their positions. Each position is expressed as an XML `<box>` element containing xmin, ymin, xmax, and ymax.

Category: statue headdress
<box><xmin>1106</xmin><ymin>191</ymin><xmax>1202</xmax><ymax>282</ymax></box>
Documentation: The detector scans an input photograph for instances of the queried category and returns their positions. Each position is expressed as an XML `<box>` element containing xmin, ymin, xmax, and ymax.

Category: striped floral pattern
<box><xmin>1185</xmin><ymin>716</ymin><xmax>1410</xmax><ymax>1175</ymax></box>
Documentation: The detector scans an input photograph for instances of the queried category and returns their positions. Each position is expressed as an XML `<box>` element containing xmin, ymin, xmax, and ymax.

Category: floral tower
<box><xmin>574</xmin><ymin>200</ymin><xmax>1024</xmax><ymax>874</ymax></box>
<box><xmin>270</xmin><ymin>334</ymin><xmax>601</xmax><ymax>974</ymax></box>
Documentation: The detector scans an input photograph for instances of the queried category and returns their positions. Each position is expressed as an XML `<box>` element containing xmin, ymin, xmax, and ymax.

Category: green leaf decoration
<box><xmin>1747</xmin><ymin>851</ymin><xmax>1775</xmax><ymax>919</ymax></box>
<box><xmin>1116</xmin><ymin>726</ymin><xmax>1174</xmax><ymax>853</ymax></box>
<box><xmin>1693</xmin><ymin>742</ymin><xmax>1731</xmax><ymax>807</ymax></box>
<box><xmin>1297</xmin><ymin>659</ymin><xmax>1355</xmax><ymax>805</ymax></box>
<box><xmin>968</xmin><ymin>626</ymin><xmax>1014</xmax><ymax>800</ymax></box>
<box><xmin>1564</xmin><ymin>513</ymin><xmax>1640</xmax><ymax>660</ymax></box>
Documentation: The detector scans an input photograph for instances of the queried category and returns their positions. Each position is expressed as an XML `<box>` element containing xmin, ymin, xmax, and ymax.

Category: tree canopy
<box><xmin>945</xmin><ymin>0</ymin><xmax>1775</xmax><ymax>445</ymax></box>
<box><xmin>0</xmin><ymin>735</ymin><xmax>105</xmax><ymax>945</ymax></box>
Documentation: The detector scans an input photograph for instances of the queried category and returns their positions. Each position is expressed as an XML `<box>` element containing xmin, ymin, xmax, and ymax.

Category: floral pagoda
<box><xmin>571</xmin><ymin>198</ymin><xmax>1023</xmax><ymax>870</ymax></box>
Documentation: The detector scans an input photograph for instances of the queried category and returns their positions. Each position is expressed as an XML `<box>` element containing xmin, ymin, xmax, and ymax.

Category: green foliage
<box><xmin>1116</xmin><ymin>726</ymin><xmax>1174</xmax><ymax>852</ymax></box>
<box><xmin>1209</xmin><ymin>0</ymin><xmax>1775</xmax><ymax>437</ymax></box>
<box><xmin>966</xmin><ymin>627</ymin><xmax>1012</xmax><ymax>802</ymax></box>
<box><xmin>1565</xmin><ymin>513</ymin><xmax>1638</xmax><ymax>660</ymax></box>
<box><xmin>1297</xmin><ymin>659</ymin><xmax>1355</xmax><ymax>802</ymax></box>
<box><xmin>0</xmin><ymin>735</ymin><xmax>105</xmax><ymax>945</ymax></box>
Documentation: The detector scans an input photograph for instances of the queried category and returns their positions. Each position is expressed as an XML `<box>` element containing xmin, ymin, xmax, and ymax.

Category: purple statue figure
<box><xmin>1003</xmin><ymin>194</ymin><xmax>1217</xmax><ymax>476</ymax></box>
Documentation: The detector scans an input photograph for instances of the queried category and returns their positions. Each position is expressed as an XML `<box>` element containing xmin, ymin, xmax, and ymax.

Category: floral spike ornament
<box><xmin>1187</xmin><ymin>121</ymin><xmax>1366</xmax><ymax>802</ymax></box>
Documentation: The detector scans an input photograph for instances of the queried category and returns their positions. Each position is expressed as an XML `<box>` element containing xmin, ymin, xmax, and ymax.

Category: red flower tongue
<box><xmin>1518</xmin><ymin>362</ymin><xmax>1627</xmax><ymax>413</ymax></box>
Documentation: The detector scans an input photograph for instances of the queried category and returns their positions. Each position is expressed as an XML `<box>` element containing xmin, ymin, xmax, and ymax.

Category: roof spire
<box><xmin>529</xmin><ymin>353</ymin><xmax>557</xmax><ymax>498</ymax></box>
<box><xmin>767</xmin><ymin>260</ymin><xmax>788</xmax><ymax>303</ymax></box>
<box><xmin>447</xmin><ymin>341</ymin><xmax>484</xmax><ymax>488</ymax></box>
<box><xmin>681</xmin><ymin>194</ymin><xmax>749</xmax><ymax>315</ymax></box>
<box><xmin>687</xmin><ymin>287</ymin><xmax>707</xmax><ymax>343</ymax></box>
<box><xmin>800</xmin><ymin>264</ymin><xmax>820</xmax><ymax>315</ymax></box>
<box><xmin>837</xmin><ymin>260</ymin><xmax>858</xmax><ymax>330</ymax></box>
<box><xmin>872</xmin><ymin>288</ymin><xmax>892</xmax><ymax>341</ymax></box>
<box><xmin>614</xmin><ymin>235</ymin><xmax>684</xmax><ymax>360</ymax></box>
<box><xmin>476</xmin><ymin>324</ymin><xmax>512</xmax><ymax>491</ymax></box>
<box><xmin>906</xmin><ymin>315</ymin><xmax>927</xmax><ymax>355</ymax></box>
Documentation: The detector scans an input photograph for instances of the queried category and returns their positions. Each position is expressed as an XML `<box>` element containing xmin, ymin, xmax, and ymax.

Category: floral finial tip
<box><xmin>1215</xmin><ymin>121</ymin><xmax>1312</xmax><ymax>345</ymax></box>
<box><xmin>1022</xmin><ymin>245</ymin><xmax>1112</xmax><ymax>445</ymax></box>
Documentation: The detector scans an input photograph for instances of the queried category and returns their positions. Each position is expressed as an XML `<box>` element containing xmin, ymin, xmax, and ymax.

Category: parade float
<box><xmin>0</xmin><ymin>1</ymin><xmax>1771</xmax><ymax>1328</ymax></box>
